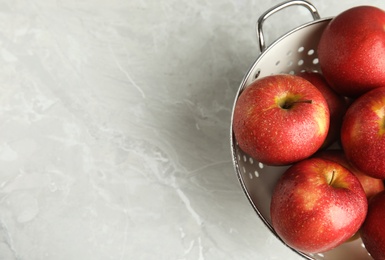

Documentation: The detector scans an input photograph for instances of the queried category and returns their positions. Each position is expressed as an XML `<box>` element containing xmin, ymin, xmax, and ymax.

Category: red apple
<box><xmin>361</xmin><ymin>190</ymin><xmax>385</xmax><ymax>260</ymax></box>
<box><xmin>232</xmin><ymin>74</ymin><xmax>329</xmax><ymax>166</ymax></box>
<box><xmin>270</xmin><ymin>157</ymin><xmax>368</xmax><ymax>253</ymax></box>
<box><xmin>314</xmin><ymin>149</ymin><xmax>384</xmax><ymax>199</ymax></box>
<box><xmin>299</xmin><ymin>71</ymin><xmax>349</xmax><ymax>148</ymax></box>
<box><xmin>341</xmin><ymin>87</ymin><xmax>385</xmax><ymax>179</ymax></box>
<box><xmin>318</xmin><ymin>6</ymin><xmax>385</xmax><ymax>98</ymax></box>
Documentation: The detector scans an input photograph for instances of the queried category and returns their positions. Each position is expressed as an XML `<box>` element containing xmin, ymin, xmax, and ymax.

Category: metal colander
<box><xmin>230</xmin><ymin>1</ymin><xmax>372</xmax><ymax>259</ymax></box>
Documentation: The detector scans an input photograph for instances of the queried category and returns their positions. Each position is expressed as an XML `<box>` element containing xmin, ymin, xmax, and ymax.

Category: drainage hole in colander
<box><xmin>303</xmin><ymin>68</ymin><xmax>319</xmax><ymax>73</ymax></box>
<box><xmin>249</xmin><ymin>157</ymin><xmax>254</xmax><ymax>164</ymax></box>
<box><xmin>287</xmin><ymin>60</ymin><xmax>293</xmax><ymax>67</ymax></box>
<box><xmin>275</xmin><ymin>60</ymin><xmax>280</xmax><ymax>66</ymax></box>
<box><xmin>258</xmin><ymin>162</ymin><xmax>264</xmax><ymax>169</ymax></box>
<box><xmin>312</xmin><ymin>58</ymin><xmax>319</xmax><ymax>64</ymax></box>
<box><xmin>298</xmin><ymin>59</ymin><xmax>304</xmax><ymax>66</ymax></box>
<box><xmin>308</xmin><ymin>49</ymin><xmax>315</xmax><ymax>56</ymax></box>
<box><xmin>243</xmin><ymin>155</ymin><xmax>247</xmax><ymax>162</ymax></box>
<box><xmin>287</xmin><ymin>50</ymin><xmax>292</xmax><ymax>56</ymax></box>
<box><xmin>254</xmin><ymin>170</ymin><xmax>259</xmax><ymax>178</ymax></box>
<box><xmin>249</xmin><ymin>172</ymin><xmax>253</xmax><ymax>179</ymax></box>
<box><xmin>298</xmin><ymin>46</ymin><xmax>305</xmax><ymax>53</ymax></box>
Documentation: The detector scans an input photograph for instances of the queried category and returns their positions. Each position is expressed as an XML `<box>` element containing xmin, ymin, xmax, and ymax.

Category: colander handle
<box><xmin>257</xmin><ymin>0</ymin><xmax>320</xmax><ymax>52</ymax></box>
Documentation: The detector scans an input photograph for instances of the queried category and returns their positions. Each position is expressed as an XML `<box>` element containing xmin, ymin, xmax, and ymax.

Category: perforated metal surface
<box><xmin>230</xmin><ymin>11</ymin><xmax>373</xmax><ymax>260</ymax></box>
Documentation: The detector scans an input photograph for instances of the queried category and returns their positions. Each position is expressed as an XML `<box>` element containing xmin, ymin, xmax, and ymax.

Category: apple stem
<box><xmin>329</xmin><ymin>170</ymin><xmax>335</xmax><ymax>185</ymax></box>
<box><xmin>281</xmin><ymin>99</ymin><xmax>312</xmax><ymax>109</ymax></box>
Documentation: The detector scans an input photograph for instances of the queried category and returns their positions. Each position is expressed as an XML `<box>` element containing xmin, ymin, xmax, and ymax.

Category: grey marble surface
<box><xmin>0</xmin><ymin>1</ymin><xmax>384</xmax><ymax>259</ymax></box>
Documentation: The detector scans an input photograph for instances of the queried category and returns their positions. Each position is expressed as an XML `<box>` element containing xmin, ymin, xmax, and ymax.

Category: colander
<box><xmin>230</xmin><ymin>1</ymin><xmax>372</xmax><ymax>259</ymax></box>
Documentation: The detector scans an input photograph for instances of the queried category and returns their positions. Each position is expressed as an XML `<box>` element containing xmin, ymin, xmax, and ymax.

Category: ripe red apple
<box><xmin>361</xmin><ymin>190</ymin><xmax>385</xmax><ymax>260</ymax></box>
<box><xmin>318</xmin><ymin>6</ymin><xmax>385</xmax><ymax>97</ymax></box>
<box><xmin>270</xmin><ymin>157</ymin><xmax>368</xmax><ymax>253</ymax></box>
<box><xmin>341</xmin><ymin>87</ymin><xmax>385</xmax><ymax>179</ymax></box>
<box><xmin>232</xmin><ymin>74</ymin><xmax>329</xmax><ymax>166</ymax></box>
<box><xmin>314</xmin><ymin>149</ymin><xmax>384</xmax><ymax>199</ymax></box>
<box><xmin>299</xmin><ymin>71</ymin><xmax>349</xmax><ymax>148</ymax></box>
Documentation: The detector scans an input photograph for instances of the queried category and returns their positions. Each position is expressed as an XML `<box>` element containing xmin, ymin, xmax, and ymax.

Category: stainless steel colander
<box><xmin>230</xmin><ymin>1</ymin><xmax>372</xmax><ymax>259</ymax></box>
